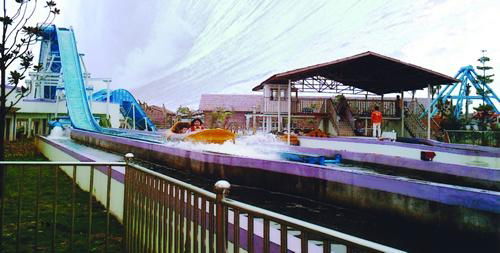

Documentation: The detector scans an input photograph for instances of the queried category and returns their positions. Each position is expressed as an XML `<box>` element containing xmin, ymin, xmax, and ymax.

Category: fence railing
<box><xmin>445</xmin><ymin>130</ymin><xmax>500</xmax><ymax>147</ymax></box>
<box><xmin>1</xmin><ymin>155</ymin><xmax>406</xmax><ymax>253</ymax></box>
<box><xmin>124</xmin><ymin>156</ymin><xmax>404</xmax><ymax>253</ymax></box>
<box><xmin>0</xmin><ymin>161</ymin><xmax>125</xmax><ymax>252</ymax></box>
<box><xmin>348</xmin><ymin>100</ymin><xmax>397</xmax><ymax>117</ymax></box>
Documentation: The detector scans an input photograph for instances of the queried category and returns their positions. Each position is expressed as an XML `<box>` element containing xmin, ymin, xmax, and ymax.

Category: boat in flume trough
<box><xmin>166</xmin><ymin>122</ymin><xmax>236</xmax><ymax>144</ymax></box>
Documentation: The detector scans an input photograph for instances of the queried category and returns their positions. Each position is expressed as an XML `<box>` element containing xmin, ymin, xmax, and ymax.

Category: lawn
<box><xmin>1</xmin><ymin>140</ymin><xmax>124</xmax><ymax>252</ymax></box>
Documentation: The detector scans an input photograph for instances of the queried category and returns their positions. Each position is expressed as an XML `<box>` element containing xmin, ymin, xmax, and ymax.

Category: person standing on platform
<box><xmin>371</xmin><ymin>105</ymin><xmax>383</xmax><ymax>138</ymax></box>
<box><xmin>395</xmin><ymin>95</ymin><xmax>402</xmax><ymax>116</ymax></box>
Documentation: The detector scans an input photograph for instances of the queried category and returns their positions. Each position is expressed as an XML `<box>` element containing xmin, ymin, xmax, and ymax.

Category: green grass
<box><xmin>2</xmin><ymin>140</ymin><xmax>124</xmax><ymax>252</ymax></box>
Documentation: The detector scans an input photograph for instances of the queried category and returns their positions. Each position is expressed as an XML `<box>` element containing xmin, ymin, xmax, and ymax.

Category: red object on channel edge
<box><xmin>420</xmin><ymin>151</ymin><xmax>436</xmax><ymax>161</ymax></box>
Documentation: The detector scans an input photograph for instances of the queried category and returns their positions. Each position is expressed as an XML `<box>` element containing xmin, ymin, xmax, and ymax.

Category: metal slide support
<box><xmin>132</xmin><ymin>105</ymin><xmax>136</xmax><ymax>130</ymax></box>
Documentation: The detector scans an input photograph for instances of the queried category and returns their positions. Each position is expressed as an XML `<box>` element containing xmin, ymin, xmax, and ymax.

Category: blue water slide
<box><xmin>39</xmin><ymin>25</ymin><xmax>161</xmax><ymax>142</ymax></box>
<box><xmin>56</xmin><ymin>27</ymin><xmax>102</xmax><ymax>132</ymax></box>
<box><xmin>92</xmin><ymin>89</ymin><xmax>157</xmax><ymax>131</ymax></box>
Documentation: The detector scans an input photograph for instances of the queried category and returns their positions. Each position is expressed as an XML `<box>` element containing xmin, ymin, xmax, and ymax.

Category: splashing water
<box><xmin>48</xmin><ymin>126</ymin><xmax>70</xmax><ymax>139</ymax></box>
<box><xmin>163</xmin><ymin>133</ymin><xmax>290</xmax><ymax>160</ymax></box>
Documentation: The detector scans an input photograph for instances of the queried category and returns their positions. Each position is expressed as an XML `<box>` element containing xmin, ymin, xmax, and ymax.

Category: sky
<box><xmin>46</xmin><ymin>0</ymin><xmax>500</xmax><ymax>109</ymax></box>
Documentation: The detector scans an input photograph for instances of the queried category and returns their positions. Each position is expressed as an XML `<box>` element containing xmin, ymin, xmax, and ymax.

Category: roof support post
<box><xmin>261</xmin><ymin>115</ymin><xmax>265</xmax><ymax>132</ymax></box>
<box><xmin>400</xmin><ymin>90</ymin><xmax>404</xmax><ymax>137</ymax></box>
<box><xmin>287</xmin><ymin>79</ymin><xmax>291</xmax><ymax>145</ymax></box>
<box><xmin>55</xmin><ymin>89</ymin><xmax>60</xmax><ymax>118</ymax></box>
<box><xmin>381</xmin><ymin>94</ymin><xmax>384</xmax><ymax>115</ymax></box>
<box><xmin>252</xmin><ymin>106</ymin><xmax>256</xmax><ymax>134</ymax></box>
<box><xmin>427</xmin><ymin>84</ymin><xmax>431</xmax><ymax>139</ymax></box>
<box><xmin>278</xmin><ymin>85</ymin><xmax>281</xmax><ymax>131</ymax></box>
<box><xmin>105</xmin><ymin>79</ymin><xmax>111</xmax><ymax>121</ymax></box>
<box><xmin>365</xmin><ymin>93</ymin><xmax>368</xmax><ymax>136</ymax></box>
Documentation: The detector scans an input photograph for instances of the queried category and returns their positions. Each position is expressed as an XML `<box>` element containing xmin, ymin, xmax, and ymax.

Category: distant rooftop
<box><xmin>199</xmin><ymin>94</ymin><xmax>261</xmax><ymax>112</ymax></box>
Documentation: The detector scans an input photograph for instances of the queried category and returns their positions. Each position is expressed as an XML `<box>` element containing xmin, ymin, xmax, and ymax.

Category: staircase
<box><xmin>404</xmin><ymin>100</ymin><xmax>448</xmax><ymax>141</ymax></box>
<box><xmin>337</xmin><ymin>120</ymin><xmax>356</xmax><ymax>136</ymax></box>
<box><xmin>326</xmin><ymin>98</ymin><xmax>356</xmax><ymax>136</ymax></box>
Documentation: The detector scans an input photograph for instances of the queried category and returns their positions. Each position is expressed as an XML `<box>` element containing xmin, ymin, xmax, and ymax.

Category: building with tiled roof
<box><xmin>199</xmin><ymin>94</ymin><xmax>262</xmax><ymax>131</ymax></box>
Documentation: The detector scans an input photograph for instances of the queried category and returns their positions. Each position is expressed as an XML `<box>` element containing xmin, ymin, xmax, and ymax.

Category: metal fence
<box><xmin>445</xmin><ymin>130</ymin><xmax>500</xmax><ymax>147</ymax></box>
<box><xmin>124</xmin><ymin>156</ymin><xmax>404</xmax><ymax>253</ymax></box>
<box><xmin>1</xmin><ymin>155</ymin><xmax>405</xmax><ymax>253</ymax></box>
<box><xmin>0</xmin><ymin>161</ymin><xmax>124</xmax><ymax>252</ymax></box>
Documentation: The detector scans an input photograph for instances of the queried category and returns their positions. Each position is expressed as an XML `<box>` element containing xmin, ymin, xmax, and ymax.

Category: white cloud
<box><xmin>55</xmin><ymin>0</ymin><xmax>500</xmax><ymax>109</ymax></box>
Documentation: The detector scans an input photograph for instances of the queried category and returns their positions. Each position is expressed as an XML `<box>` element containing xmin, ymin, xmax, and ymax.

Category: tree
<box><xmin>176</xmin><ymin>106</ymin><xmax>192</xmax><ymax>121</ymax></box>
<box><xmin>0</xmin><ymin>0</ymin><xmax>59</xmax><ymax>193</ymax></box>
<box><xmin>476</xmin><ymin>50</ymin><xmax>494</xmax><ymax>104</ymax></box>
<box><xmin>210</xmin><ymin>107</ymin><xmax>232</xmax><ymax>128</ymax></box>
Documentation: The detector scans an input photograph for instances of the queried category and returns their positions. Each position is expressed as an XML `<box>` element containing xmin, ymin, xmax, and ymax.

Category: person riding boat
<box><xmin>166</xmin><ymin>120</ymin><xmax>236</xmax><ymax>144</ymax></box>
<box><xmin>190</xmin><ymin>118</ymin><xmax>205</xmax><ymax>132</ymax></box>
<box><xmin>166</xmin><ymin>122</ymin><xmax>191</xmax><ymax>141</ymax></box>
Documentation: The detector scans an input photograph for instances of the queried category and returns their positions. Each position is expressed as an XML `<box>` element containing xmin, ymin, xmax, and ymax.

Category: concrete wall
<box><xmin>70</xmin><ymin>130</ymin><xmax>500</xmax><ymax>235</ymax></box>
<box><xmin>35</xmin><ymin>136</ymin><xmax>355</xmax><ymax>252</ymax></box>
<box><xmin>36</xmin><ymin>137</ymin><xmax>125</xmax><ymax>222</ymax></box>
<box><xmin>299</xmin><ymin>137</ymin><xmax>499</xmax><ymax>169</ymax></box>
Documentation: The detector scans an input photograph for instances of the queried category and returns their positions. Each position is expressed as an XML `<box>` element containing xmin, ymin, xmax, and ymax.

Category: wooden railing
<box><xmin>263</xmin><ymin>98</ymin><xmax>400</xmax><ymax>117</ymax></box>
<box><xmin>326</xmin><ymin>99</ymin><xmax>340</xmax><ymax>135</ymax></box>
<box><xmin>403</xmin><ymin>101</ymin><xmax>445</xmax><ymax>140</ymax></box>
<box><xmin>348</xmin><ymin>100</ymin><xmax>397</xmax><ymax>117</ymax></box>
<box><xmin>263</xmin><ymin>98</ymin><xmax>330</xmax><ymax>114</ymax></box>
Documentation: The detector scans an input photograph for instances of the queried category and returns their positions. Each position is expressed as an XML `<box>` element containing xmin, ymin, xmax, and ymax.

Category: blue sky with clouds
<box><xmin>56</xmin><ymin>0</ymin><xmax>500</xmax><ymax>109</ymax></box>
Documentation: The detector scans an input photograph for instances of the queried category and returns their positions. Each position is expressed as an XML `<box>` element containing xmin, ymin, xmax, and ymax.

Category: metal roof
<box><xmin>252</xmin><ymin>51</ymin><xmax>458</xmax><ymax>94</ymax></box>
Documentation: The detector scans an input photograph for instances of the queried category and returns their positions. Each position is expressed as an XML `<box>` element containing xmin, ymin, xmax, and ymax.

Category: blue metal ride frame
<box><xmin>92</xmin><ymin>89</ymin><xmax>157</xmax><ymax>131</ymax></box>
<box><xmin>421</xmin><ymin>65</ymin><xmax>500</xmax><ymax>118</ymax></box>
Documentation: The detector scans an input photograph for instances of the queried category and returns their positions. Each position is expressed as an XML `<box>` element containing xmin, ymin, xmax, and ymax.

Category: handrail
<box><xmin>1</xmin><ymin>158</ymin><xmax>406</xmax><ymax>252</ymax></box>
<box><xmin>222</xmin><ymin>198</ymin><xmax>406</xmax><ymax>253</ymax></box>
<box><xmin>326</xmin><ymin>99</ymin><xmax>341</xmax><ymax>134</ymax></box>
<box><xmin>128</xmin><ymin>162</ymin><xmax>217</xmax><ymax>199</ymax></box>
<box><xmin>0</xmin><ymin>161</ymin><xmax>126</xmax><ymax>166</ymax></box>
<box><xmin>124</xmin><ymin>156</ymin><xmax>405</xmax><ymax>252</ymax></box>
<box><xmin>335</xmin><ymin>99</ymin><xmax>356</xmax><ymax>130</ymax></box>
<box><xmin>444</xmin><ymin>130</ymin><xmax>500</xmax><ymax>133</ymax></box>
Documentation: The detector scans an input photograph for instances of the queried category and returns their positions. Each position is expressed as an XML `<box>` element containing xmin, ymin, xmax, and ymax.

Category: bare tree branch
<box><xmin>6</xmin><ymin>1</ymin><xmax>40</xmax><ymax>54</ymax></box>
<box><xmin>5</xmin><ymin>34</ymin><xmax>35</xmax><ymax>68</ymax></box>
<box><xmin>5</xmin><ymin>3</ymin><xmax>28</xmax><ymax>41</ymax></box>
<box><xmin>9</xmin><ymin>1</ymin><xmax>25</xmax><ymax>21</ymax></box>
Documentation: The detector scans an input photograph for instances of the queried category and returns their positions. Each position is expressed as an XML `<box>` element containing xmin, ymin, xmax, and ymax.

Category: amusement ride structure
<box><xmin>35</xmin><ymin>25</ymin><xmax>160</xmax><ymax>140</ymax></box>
<box><xmin>423</xmin><ymin>65</ymin><xmax>499</xmax><ymax>118</ymax></box>
<box><xmin>92</xmin><ymin>89</ymin><xmax>156</xmax><ymax>131</ymax></box>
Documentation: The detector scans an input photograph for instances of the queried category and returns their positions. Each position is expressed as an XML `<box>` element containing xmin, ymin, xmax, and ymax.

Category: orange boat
<box><xmin>277</xmin><ymin>134</ymin><xmax>300</xmax><ymax>145</ymax></box>
<box><xmin>167</xmin><ymin>122</ymin><xmax>236</xmax><ymax>144</ymax></box>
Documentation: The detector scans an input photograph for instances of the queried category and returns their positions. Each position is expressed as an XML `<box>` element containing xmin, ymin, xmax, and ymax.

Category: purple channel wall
<box><xmin>70</xmin><ymin>130</ymin><xmax>500</xmax><ymax>234</ymax></box>
<box><xmin>299</xmin><ymin>136</ymin><xmax>500</xmax><ymax>158</ymax></box>
<box><xmin>38</xmin><ymin>136</ymin><xmax>125</xmax><ymax>183</ymax></box>
<box><xmin>284</xmin><ymin>145</ymin><xmax>500</xmax><ymax>184</ymax></box>
<box><xmin>37</xmin><ymin>136</ymin><xmax>297</xmax><ymax>252</ymax></box>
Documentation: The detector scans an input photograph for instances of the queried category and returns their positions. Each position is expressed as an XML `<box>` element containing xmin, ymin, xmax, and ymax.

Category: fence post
<box><xmin>123</xmin><ymin>153</ymin><xmax>134</xmax><ymax>251</ymax></box>
<box><xmin>215</xmin><ymin>180</ymin><xmax>231</xmax><ymax>253</ymax></box>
